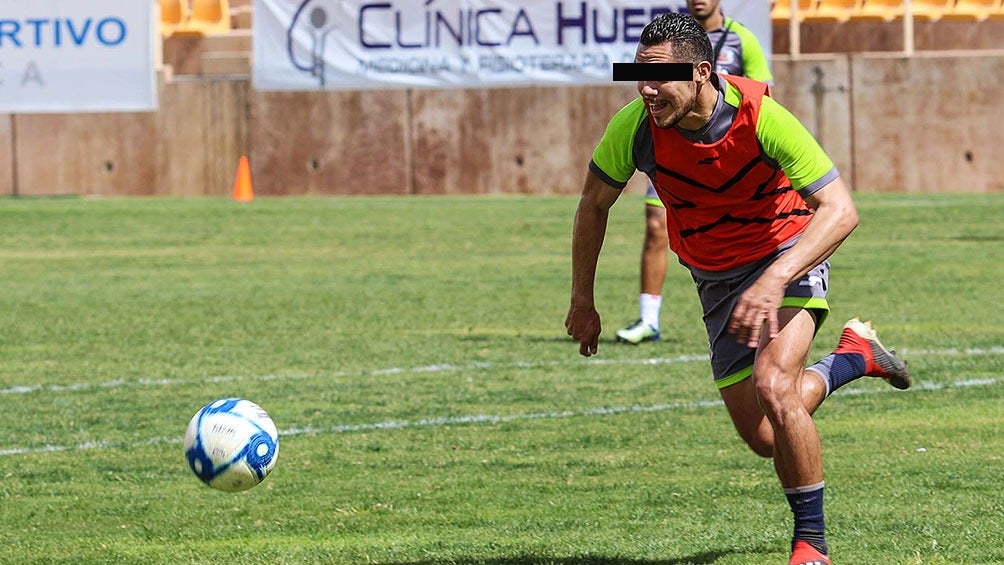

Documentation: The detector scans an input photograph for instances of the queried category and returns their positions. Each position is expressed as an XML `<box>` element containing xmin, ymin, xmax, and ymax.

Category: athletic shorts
<box><xmin>692</xmin><ymin>254</ymin><xmax>830</xmax><ymax>390</ymax></box>
<box><xmin>644</xmin><ymin>180</ymin><xmax>666</xmax><ymax>208</ymax></box>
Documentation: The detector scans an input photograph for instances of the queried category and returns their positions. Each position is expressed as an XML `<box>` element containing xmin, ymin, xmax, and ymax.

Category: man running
<box><xmin>617</xmin><ymin>0</ymin><xmax>774</xmax><ymax>345</ymax></box>
<box><xmin>566</xmin><ymin>13</ymin><xmax>912</xmax><ymax>565</ymax></box>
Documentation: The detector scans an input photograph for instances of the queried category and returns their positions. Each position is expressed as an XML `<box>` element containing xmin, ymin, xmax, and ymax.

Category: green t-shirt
<box><xmin>708</xmin><ymin>16</ymin><xmax>773</xmax><ymax>83</ymax></box>
<box><xmin>589</xmin><ymin>75</ymin><xmax>836</xmax><ymax>196</ymax></box>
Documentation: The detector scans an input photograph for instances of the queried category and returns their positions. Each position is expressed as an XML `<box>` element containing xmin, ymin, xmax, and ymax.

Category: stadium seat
<box><xmin>990</xmin><ymin>0</ymin><xmax>1004</xmax><ymax>18</ymax></box>
<box><xmin>159</xmin><ymin>0</ymin><xmax>189</xmax><ymax>35</ymax></box>
<box><xmin>852</xmin><ymin>0</ymin><xmax>906</xmax><ymax>21</ymax></box>
<box><xmin>188</xmin><ymin>0</ymin><xmax>232</xmax><ymax>33</ymax></box>
<box><xmin>908</xmin><ymin>0</ymin><xmax>957</xmax><ymax>21</ymax></box>
<box><xmin>804</xmin><ymin>0</ymin><xmax>859</xmax><ymax>22</ymax></box>
<box><xmin>771</xmin><ymin>0</ymin><xmax>816</xmax><ymax>23</ymax></box>
<box><xmin>942</xmin><ymin>0</ymin><xmax>997</xmax><ymax>20</ymax></box>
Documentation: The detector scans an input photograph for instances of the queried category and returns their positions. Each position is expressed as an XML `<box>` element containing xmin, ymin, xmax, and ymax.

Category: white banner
<box><xmin>254</xmin><ymin>0</ymin><xmax>769</xmax><ymax>91</ymax></box>
<box><xmin>0</xmin><ymin>0</ymin><xmax>157</xmax><ymax>113</ymax></box>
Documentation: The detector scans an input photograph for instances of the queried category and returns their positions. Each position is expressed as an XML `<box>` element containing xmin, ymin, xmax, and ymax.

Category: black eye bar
<box><xmin>612</xmin><ymin>63</ymin><xmax>694</xmax><ymax>81</ymax></box>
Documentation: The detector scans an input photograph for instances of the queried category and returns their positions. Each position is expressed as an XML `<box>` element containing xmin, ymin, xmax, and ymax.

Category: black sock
<box><xmin>785</xmin><ymin>482</ymin><xmax>828</xmax><ymax>555</ymax></box>
<box><xmin>808</xmin><ymin>352</ymin><xmax>866</xmax><ymax>396</ymax></box>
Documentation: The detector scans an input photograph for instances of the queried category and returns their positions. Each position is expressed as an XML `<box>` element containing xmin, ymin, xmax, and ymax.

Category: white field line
<box><xmin>1</xmin><ymin>368</ymin><xmax>1002</xmax><ymax>458</ymax></box>
<box><xmin>0</xmin><ymin>354</ymin><xmax>713</xmax><ymax>397</ymax></box>
<box><xmin>0</xmin><ymin>346</ymin><xmax>1001</xmax><ymax>398</ymax></box>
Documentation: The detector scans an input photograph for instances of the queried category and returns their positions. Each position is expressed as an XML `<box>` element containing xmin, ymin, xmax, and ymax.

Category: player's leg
<box><xmin>753</xmin><ymin>307</ymin><xmax>823</xmax><ymax>488</ymax></box>
<box><xmin>640</xmin><ymin>202</ymin><xmax>669</xmax><ymax>299</ymax></box>
<box><xmin>706</xmin><ymin>260</ymin><xmax>833</xmax><ymax>564</ymax></box>
<box><xmin>617</xmin><ymin>183</ymin><xmax>667</xmax><ymax>344</ymax></box>
<box><xmin>753</xmin><ymin>307</ymin><xmax>831</xmax><ymax>563</ymax></box>
<box><xmin>807</xmin><ymin>318</ymin><xmax>912</xmax><ymax>395</ymax></box>
<box><xmin>710</xmin><ymin>256</ymin><xmax>832</xmax><ymax>454</ymax></box>
<box><xmin>719</xmin><ymin>359</ymin><xmax>827</xmax><ymax>458</ymax></box>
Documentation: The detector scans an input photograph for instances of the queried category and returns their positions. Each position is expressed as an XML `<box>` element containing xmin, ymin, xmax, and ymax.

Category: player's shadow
<box><xmin>384</xmin><ymin>548</ymin><xmax>737</xmax><ymax>564</ymax></box>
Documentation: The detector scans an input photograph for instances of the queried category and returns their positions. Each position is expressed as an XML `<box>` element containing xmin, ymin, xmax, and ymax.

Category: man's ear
<box><xmin>696</xmin><ymin>60</ymin><xmax>714</xmax><ymax>84</ymax></box>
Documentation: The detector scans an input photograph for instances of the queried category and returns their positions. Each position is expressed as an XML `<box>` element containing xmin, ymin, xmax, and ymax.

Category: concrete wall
<box><xmin>1</xmin><ymin>76</ymin><xmax>249</xmax><ymax>197</ymax></box>
<box><xmin>1</xmin><ymin>52</ymin><xmax>1001</xmax><ymax>197</ymax></box>
<box><xmin>848</xmin><ymin>51</ymin><xmax>1004</xmax><ymax>193</ymax></box>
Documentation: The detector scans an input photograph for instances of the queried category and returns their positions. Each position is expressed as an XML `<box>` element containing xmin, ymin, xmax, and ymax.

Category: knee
<box><xmin>643</xmin><ymin>213</ymin><xmax>668</xmax><ymax>249</ymax></box>
<box><xmin>754</xmin><ymin>367</ymin><xmax>802</xmax><ymax>427</ymax></box>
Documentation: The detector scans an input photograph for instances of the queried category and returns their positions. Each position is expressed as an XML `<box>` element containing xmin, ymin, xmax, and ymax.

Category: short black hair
<box><xmin>639</xmin><ymin>13</ymin><xmax>714</xmax><ymax>65</ymax></box>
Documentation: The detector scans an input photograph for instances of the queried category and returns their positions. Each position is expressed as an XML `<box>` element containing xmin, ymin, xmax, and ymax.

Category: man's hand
<box><xmin>566</xmin><ymin>172</ymin><xmax>621</xmax><ymax>358</ymax></box>
<box><xmin>565</xmin><ymin>303</ymin><xmax>601</xmax><ymax>357</ymax></box>
<box><xmin>728</xmin><ymin>273</ymin><xmax>784</xmax><ymax>349</ymax></box>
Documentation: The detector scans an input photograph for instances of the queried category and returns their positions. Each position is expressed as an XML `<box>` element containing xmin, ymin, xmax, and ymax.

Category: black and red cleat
<box><xmin>789</xmin><ymin>540</ymin><xmax>831</xmax><ymax>565</ymax></box>
<box><xmin>834</xmin><ymin>318</ymin><xmax>912</xmax><ymax>390</ymax></box>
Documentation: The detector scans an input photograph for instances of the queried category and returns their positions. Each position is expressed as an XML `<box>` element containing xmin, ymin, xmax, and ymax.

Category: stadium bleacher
<box><xmin>941</xmin><ymin>0</ymin><xmax>998</xmax><ymax>21</ymax></box>
<box><xmin>160</xmin><ymin>0</ymin><xmax>251</xmax><ymax>77</ymax></box>
<box><xmin>908</xmin><ymin>0</ymin><xmax>958</xmax><ymax>21</ymax></box>
<box><xmin>159</xmin><ymin>0</ymin><xmax>189</xmax><ymax>36</ymax></box>
<box><xmin>805</xmin><ymin>0</ymin><xmax>859</xmax><ymax>23</ymax></box>
<box><xmin>853</xmin><ymin>0</ymin><xmax>906</xmax><ymax>21</ymax></box>
<box><xmin>772</xmin><ymin>0</ymin><xmax>1004</xmax><ymax>53</ymax></box>
<box><xmin>188</xmin><ymin>0</ymin><xmax>232</xmax><ymax>34</ymax></box>
<box><xmin>770</xmin><ymin>0</ymin><xmax>815</xmax><ymax>23</ymax></box>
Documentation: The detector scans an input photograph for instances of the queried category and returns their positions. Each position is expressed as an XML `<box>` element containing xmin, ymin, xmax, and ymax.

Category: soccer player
<box><xmin>616</xmin><ymin>0</ymin><xmax>774</xmax><ymax>345</ymax></box>
<box><xmin>565</xmin><ymin>13</ymin><xmax>912</xmax><ymax>565</ymax></box>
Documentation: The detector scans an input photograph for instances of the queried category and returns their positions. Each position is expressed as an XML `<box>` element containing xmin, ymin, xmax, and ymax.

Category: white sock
<box><xmin>639</xmin><ymin>293</ymin><xmax>662</xmax><ymax>329</ymax></box>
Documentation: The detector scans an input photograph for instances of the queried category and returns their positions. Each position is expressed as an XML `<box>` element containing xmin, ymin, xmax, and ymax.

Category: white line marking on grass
<box><xmin>1</xmin><ymin>374</ymin><xmax>1002</xmax><ymax>458</ymax></box>
<box><xmin>0</xmin><ymin>354</ymin><xmax>713</xmax><ymax>397</ymax></box>
<box><xmin>0</xmin><ymin>347</ymin><xmax>1001</xmax><ymax>398</ymax></box>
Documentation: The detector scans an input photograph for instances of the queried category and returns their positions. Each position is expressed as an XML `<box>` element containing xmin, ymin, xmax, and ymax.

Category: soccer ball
<box><xmin>184</xmin><ymin>398</ymin><xmax>279</xmax><ymax>492</ymax></box>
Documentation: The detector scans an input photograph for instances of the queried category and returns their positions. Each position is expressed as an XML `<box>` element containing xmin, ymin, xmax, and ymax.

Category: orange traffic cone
<box><xmin>232</xmin><ymin>155</ymin><xmax>254</xmax><ymax>202</ymax></box>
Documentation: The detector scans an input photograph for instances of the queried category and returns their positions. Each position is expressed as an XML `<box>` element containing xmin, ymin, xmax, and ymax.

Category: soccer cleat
<box><xmin>834</xmin><ymin>318</ymin><xmax>912</xmax><ymax>390</ymax></box>
<box><xmin>789</xmin><ymin>540</ymin><xmax>831</xmax><ymax>565</ymax></box>
<box><xmin>615</xmin><ymin>319</ymin><xmax>660</xmax><ymax>344</ymax></box>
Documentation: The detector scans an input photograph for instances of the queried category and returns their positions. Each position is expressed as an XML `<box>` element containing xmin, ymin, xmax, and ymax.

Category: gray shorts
<box><xmin>692</xmin><ymin>254</ymin><xmax>830</xmax><ymax>389</ymax></box>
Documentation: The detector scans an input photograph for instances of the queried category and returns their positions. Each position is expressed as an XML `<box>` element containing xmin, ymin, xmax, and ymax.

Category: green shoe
<box><xmin>615</xmin><ymin>319</ymin><xmax>660</xmax><ymax>345</ymax></box>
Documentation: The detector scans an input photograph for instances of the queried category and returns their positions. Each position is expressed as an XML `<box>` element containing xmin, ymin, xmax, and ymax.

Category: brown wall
<box><xmin>250</xmin><ymin>90</ymin><xmax>410</xmax><ymax>196</ymax></box>
<box><xmin>0</xmin><ymin>115</ymin><xmax>13</xmax><ymax>196</ymax></box>
<box><xmin>849</xmin><ymin>51</ymin><xmax>1004</xmax><ymax>193</ymax></box>
<box><xmin>8</xmin><ymin>75</ymin><xmax>249</xmax><ymax>197</ymax></box>
<box><xmin>770</xmin><ymin>55</ymin><xmax>853</xmax><ymax>188</ymax></box>
<box><xmin>409</xmin><ymin>86</ymin><xmax>639</xmax><ymax>196</ymax></box>
<box><xmin>1</xmin><ymin>53</ymin><xmax>1001</xmax><ymax>197</ymax></box>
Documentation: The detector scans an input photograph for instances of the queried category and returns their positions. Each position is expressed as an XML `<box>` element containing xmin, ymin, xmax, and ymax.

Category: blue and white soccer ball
<box><xmin>184</xmin><ymin>398</ymin><xmax>279</xmax><ymax>492</ymax></box>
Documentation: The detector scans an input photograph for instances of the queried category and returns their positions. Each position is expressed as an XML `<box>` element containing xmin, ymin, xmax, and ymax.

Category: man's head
<box><xmin>635</xmin><ymin>13</ymin><xmax>715</xmax><ymax>130</ymax></box>
<box><xmin>639</xmin><ymin>12</ymin><xmax>715</xmax><ymax>65</ymax></box>
<box><xmin>686</xmin><ymin>0</ymin><xmax>723</xmax><ymax>22</ymax></box>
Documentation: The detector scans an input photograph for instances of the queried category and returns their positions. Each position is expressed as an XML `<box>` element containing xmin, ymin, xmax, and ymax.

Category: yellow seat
<box><xmin>908</xmin><ymin>0</ymin><xmax>957</xmax><ymax>21</ymax></box>
<box><xmin>805</xmin><ymin>0</ymin><xmax>859</xmax><ymax>22</ymax></box>
<box><xmin>853</xmin><ymin>0</ymin><xmax>906</xmax><ymax>21</ymax></box>
<box><xmin>989</xmin><ymin>0</ymin><xmax>1004</xmax><ymax>18</ymax></box>
<box><xmin>942</xmin><ymin>0</ymin><xmax>996</xmax><ymax>20</ymax></box>
<box><xmin>159</xmin><ymin>0</ymin><xmax>189</xmax><ymax>36</ymax></box>
<box><xmin>772</xmin><ymin>0</ymin><xmax>816</xmax><ymax>22</ymax></box>
<box><xmin>188</xmin><ymin>0</ymin><xmax>231</xmax><ymax>33</ymax></box>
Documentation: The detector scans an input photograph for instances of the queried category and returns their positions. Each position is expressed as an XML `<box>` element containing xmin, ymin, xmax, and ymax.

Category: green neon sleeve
<box><xmin>590</xmin><ymin>97</ymin><xmax>648</xmax><ymax>187</ymax></box>
<box><xmin>756</xmin><ymin>96</ymin><xmax>836</xmax><ymax>191</ymax></box>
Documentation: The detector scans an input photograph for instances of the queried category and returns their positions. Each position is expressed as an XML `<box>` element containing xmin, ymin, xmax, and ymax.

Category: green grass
<box><xmin>0</xmin><ymin>192</ymin><xmax>1001</xmax><ymax>564</ymax></box>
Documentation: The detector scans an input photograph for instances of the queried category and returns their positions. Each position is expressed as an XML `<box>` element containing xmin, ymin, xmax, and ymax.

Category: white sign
<box><xmin>255</xmin><ymin>0</ymin><xmax>769</xmax><ymax>91</ymax></box>
<box><xmin>0</xmin><ymin>0</ymin><xmax>157</xmax><ymax>113</ymax></box>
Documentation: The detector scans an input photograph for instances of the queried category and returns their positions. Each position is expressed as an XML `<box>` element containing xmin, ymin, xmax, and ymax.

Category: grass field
<box><xmin>0</xmin><ymin>192</ymin><xmax>1001</xmax><ymax>564</ymax></box>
